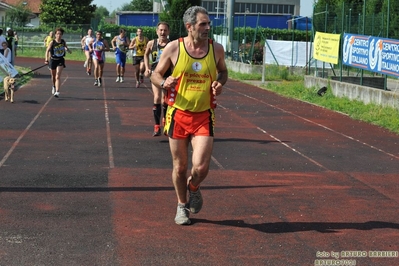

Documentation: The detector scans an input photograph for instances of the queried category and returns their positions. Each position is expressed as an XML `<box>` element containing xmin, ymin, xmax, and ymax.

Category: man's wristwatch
<box><xmin>160</xmin><ymin>79</ymin><xmax>165</xmax><ymax>89</ymax></box>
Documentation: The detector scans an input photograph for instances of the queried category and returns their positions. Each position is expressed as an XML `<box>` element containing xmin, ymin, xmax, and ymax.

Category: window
<box><xmin>273</xmin><ymin>4</ymin><xmax>278</xmax><ymax>13</ymax></box>
<box><xmin>256</xmin><ymin>4</ymin><xmax>261</xmax><ymax>13</ymax></box>
<box><xmin>234</xmin><ymin>3</ymin><xmax>240</xmax><ymax>13</ymax></box>
<box><xmin>266</xmin><ymin>4</ymin><xmax>272</xmax><ymax>13</ymax></box>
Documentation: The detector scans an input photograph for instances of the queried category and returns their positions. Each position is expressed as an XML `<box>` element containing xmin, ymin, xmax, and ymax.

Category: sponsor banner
<box><xmin>343</xmin><ymin>33</ymin><xmax>399</xmax><ymax>78</ymax></box>
<box><xmin>0</xmin><ymin>52</ymin><xmax>19</xmax><ymax>79</ymax></box>
<box><xmin>313</xmin><ymin>31</ymin><xmax>341</xmax><ymax>64</ymax></box>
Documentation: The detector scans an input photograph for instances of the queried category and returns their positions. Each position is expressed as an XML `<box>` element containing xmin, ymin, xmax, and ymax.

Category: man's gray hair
<box><xmin>183</xmin><ymin>6</ymin><xmax>209</xmax><ymax>26</ymax></box>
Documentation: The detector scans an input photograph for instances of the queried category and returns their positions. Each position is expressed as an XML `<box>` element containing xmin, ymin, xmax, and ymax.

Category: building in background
<box><xmin>0</xmin><ymin>0</ymin><xmax>40</xmax><ymax>27</ymax></box>
<box><xmin>117</xmin><ymin>0</ymin><xmax>311</xmax><ymax>30</ymax></box>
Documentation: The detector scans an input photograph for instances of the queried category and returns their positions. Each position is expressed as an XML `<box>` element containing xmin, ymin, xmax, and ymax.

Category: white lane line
<box><xmin>219</xmin><ymin>103</ymin><xmax>326</xmax><ymax>169</ymax></box>
<box><xmin>226</xmin><ymin>87</ymin><xmax>399</xmax><ymax>161</ymax></box>
<box><xmin>0</xmin><ymin>77</ymin><xmax>71</xmax><ymax>168</ymax></box>
<box><xmin>0</xmin><ymin>96</ymin><xmax>53</xmax><ymax>168</ymax></box>
<box><xmin>257</xmin><ymin>127</ymin><xmax>328</xmax><ymax>170</ymax></box>
<box><xmin>211</xmin><ymin>155</ymin><xmax>225</xmax><ymax>170</ymax></box>
<box><xmin>102</xmin><ymin>80</ymin><xmax>115</xmax><ymax>169</ymax></box>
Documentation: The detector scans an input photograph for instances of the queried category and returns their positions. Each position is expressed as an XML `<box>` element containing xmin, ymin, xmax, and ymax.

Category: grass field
<box><xmin>17</xmin><ymin>47</ymin><xmax>117</xmax><ymax>63</ymax></box>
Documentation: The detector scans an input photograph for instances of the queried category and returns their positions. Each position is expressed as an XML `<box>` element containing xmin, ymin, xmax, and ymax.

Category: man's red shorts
<box><xmin>164</xmin><ymin>106</ymin><xmax>215</xmax><ymax>139</ymax></box>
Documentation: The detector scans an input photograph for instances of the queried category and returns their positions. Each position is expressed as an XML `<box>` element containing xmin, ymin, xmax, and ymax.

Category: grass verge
<box><xmin>229</xmin><ymin>69</ymin><xmax>399</xmax><ymax>135</ymax></box>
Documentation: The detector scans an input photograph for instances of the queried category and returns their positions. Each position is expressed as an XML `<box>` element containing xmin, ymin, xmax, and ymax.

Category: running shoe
<box><xmin>116</xmin><ymin>76</ymin><xmax>120</xmax><ymax>82</ymax></box>
<box><xmin>83</xmin><ymin>60</ymin><xmax>87</xmax><ymax>68</ymax></box>
<box><xmin>54</xmin><ymin>92</ymin><xmax>60</xmax><ymax>98</ymax></box>
<box><xmin>136</xmin><ymin>81</ymin><xmax>140</xmax><ymax>88</ymax></box>
<box><xmin>174</xmin><ymin>203</ymin><xmax>191</xmax><ymax>225</ymax></box>
<box><xmin>52</xmin><ymin>86</ymin><xmax>55</xmax><ymax>94</ymax></box>
<box><xmin>94</xmin><ymin>79</ymin><xmax>98</xmax><ymax>86</ymax></box>
<box><xmin>120</xmin><ymin>76</ymin><xmax>124</xmax><ymax>83</ymax></box>
<box><xmin>98</xmin><ymin>78</ymin><xmax>102</xmax><ymax>87</ymax></box>
<box><xmin>188</xmin><ymin>184</ymin><xmax>203</xmax><ymax>214</ymax></box>
<box><xmin>152</xmin><ymin>126</ymin><xmax>161</xmax><ymax>137</ymax></box>
<box><xmin>86</xmin><ymin>69</ymin><xmax>91</xmax><ymax>75</ymax></box>
<box><xmin>140</xmin><ymin>74</ymin><xmax>144</xmax><ymax>83</ymax></box>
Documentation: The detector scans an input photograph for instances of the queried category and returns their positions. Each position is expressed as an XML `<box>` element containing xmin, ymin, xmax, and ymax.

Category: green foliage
<box><xmin>228</xmin><ymin>65</ymin><xmax>303</xmax><ymax>82</ymax></box>
<box><xmin>382</xmin><ymin>0</ymin><xmax>399</xmax><ymax>38</ymax></box>
<box><xmin>40</xmin><ymin>0</ymin><xmax>96</xmax><ymax>25</ymax></box>
<box><xmin>94</xmin><ymin>6</ymin><xmax>110</xmax><ymax>20</ymax></box>
<box><xmin>228</xmin><ymin>27</ymin><xmax>311</xmax><ymax>43</ymax></box>
<box><xmin>130</xmin><ymin>0</ymin><xmax>153</xmax><ymax>11</ymax></box>
<box><xmin>5</xmin><ymin>0</ymin><xmax>31</xmax><ymax>26</ymax></box>
<box><xmin>120</xmin><ymin>2</ymin><xmax>134</xmax><ymax>11</ymax></box>
<box><xmin>313</xmin><ymin>0</ymin><xmax>399</xmax><ymax>38</ymax></box>
<box><xmin>229</xmin><ymin>76</ymin><xmax>399</xmax><ymax>135</ymax></box>
<box><xmin>159</xmin><ymin>0</ymin><xmax>192</xmax><ymax>40</ymax></box>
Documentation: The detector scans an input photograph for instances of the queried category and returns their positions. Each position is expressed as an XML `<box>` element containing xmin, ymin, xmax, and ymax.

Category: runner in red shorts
<box><xmin>151</xmin><ymin>6</ymin><xmax>228</xmax><ymax>225</ymax></box>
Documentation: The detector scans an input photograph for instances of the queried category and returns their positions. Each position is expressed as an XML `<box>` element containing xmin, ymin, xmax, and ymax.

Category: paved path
<box><xmin>1</xmin><ymin>57</ymin><xmax>399</xmax><ymax>265</ymax></box>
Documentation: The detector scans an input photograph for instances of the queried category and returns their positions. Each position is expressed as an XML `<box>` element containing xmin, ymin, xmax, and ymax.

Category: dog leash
<box><xmin>18</xmin><ymin>64</ymin><xmax>48</xmax><ymax>77</ymax></box>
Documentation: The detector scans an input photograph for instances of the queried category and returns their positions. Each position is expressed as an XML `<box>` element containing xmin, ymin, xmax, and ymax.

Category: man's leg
<box><xmin>188</xmin><ymin>135</ymin><xmax>213</xmax><ymax>213</ymax></box>
<box><xmin>169</xmin><ymin>137</ymin><xmax>190</xmax><ymax>204</ymax></box>
<box><xmin>169</xmin><ymin>137</ymin><xmax>192</xmax><ymax>225</ymax></box>
<box><xmin>190</xmin><ymin>136</ymin><xmax>214</xmax><ymax>187</ymax></box>
<box><xmin>54</xmin><ymin>65</ymin><xmax>64</xmax><ymax>97</ymax></box>
<box><xmin>93</xmin><ymin>60</ymin><xmax>99</xmax><ymax>86</ymax></box>
<box><xmin>134</xmin><ymin>62</ymin><xmax>140</xmax><ymax>88</ymax></box>
<box><xmin>152</xmin><ymin>84</ymin><xmax>163</xmax><ymax>136</ymax></box>
<box><xmin>140</xmin><ymin>61</ymin><xmax>145</xmax><ymax>83</ymax></box>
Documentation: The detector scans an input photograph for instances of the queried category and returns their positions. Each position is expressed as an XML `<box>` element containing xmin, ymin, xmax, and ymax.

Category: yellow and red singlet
<box><xmin>166</xmin><ymin>38</ymin><xmax>218</xmax><ymax>112</ymax></box>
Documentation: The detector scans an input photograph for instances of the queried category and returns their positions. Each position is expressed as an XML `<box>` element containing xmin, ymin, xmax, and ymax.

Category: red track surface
<box><xmin>1</xmin><ymin>57</ymin><xmax>398</xmax><ymax>265</ymax></box>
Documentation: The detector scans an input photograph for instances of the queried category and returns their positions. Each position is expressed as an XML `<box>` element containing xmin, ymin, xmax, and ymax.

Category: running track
<box><xmin>0</xmin><ymin>57</ymin><xmax>398</xmax><ymax>265</ymax></box>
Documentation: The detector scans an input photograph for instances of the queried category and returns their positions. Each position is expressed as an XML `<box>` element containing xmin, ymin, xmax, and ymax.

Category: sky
<box><xmin>91</xmin><ymin>0</ymin><xmax>315</xmax><ymax>17</ymax></box>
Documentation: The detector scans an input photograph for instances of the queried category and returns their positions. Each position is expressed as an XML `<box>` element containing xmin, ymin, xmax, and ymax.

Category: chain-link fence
<box><xmin>309</xmin><ymin>2</ymin><xmax>393</xmax><ymax>88</ymax></box>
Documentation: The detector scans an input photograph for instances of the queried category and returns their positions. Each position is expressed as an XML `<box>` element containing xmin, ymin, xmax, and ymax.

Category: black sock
<box><xmin>153</xmin><ymin>104</ymin><xmax>161</xmax><ymax>125</ymax></box>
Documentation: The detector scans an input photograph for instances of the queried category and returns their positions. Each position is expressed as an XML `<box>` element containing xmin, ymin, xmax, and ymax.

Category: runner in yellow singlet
<box><xmin>151</xmin><ymin>6</ymin><xmax>228</xmax><ymax>225</ymax></box>
<box><xmin>129</xmin><ymin>28</ymin><xmax>148</xmax><ymax>88</ymax></box>
<box><xmin>44</xmin><ymin>31</ymin><xmax>54</xmax><ymax>47</ymax></box>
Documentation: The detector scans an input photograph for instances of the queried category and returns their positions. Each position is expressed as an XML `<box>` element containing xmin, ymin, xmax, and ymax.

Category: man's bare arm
<box><xmin>214</xmin><ymin>43</ymin><xmax>228</xmax><ymax>85</ymax></box>
<box><xmin>144</xmin><ymin>40</ymin><xmax>153</xmax><ymax>76</ymax></box>
<box><xmin>151</xmin><ymin>40</ymin><xmax>178</xmax><ymax>89</ymax></box>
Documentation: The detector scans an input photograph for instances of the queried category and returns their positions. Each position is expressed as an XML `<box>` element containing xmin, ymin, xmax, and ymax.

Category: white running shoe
<box><xmin>83</xmin><ymin>60</ymin><xmax>87</xmax><ymax>68</ymax></box>
<box><xmin>52</xmin><ymin>86</ymin><xmax>55</xmax><ymax>94</ymax></box>
<box><xmin>174</xmin><ymin>203</ymin><xmax>191</xmax><ymax>225</ymax></box>
<box><xmin>116</xmin><ymin>76</ymin><xmax>120</xmax><ymax>82</ymax></box>
<box><xmin>54</xmin><ymin>92</ymin><xmax>60</xmax><ymax>98</ymax></box>
<box><xmin>120</xmin><ymin>76</ymin><xmax>124</xmax><ymax>83</ymax></box>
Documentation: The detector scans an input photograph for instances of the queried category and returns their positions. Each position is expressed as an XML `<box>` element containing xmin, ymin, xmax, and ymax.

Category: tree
<box><xmin>313</xmin><ymin>0</ymin><xmax>398</xmax><ymax>38</ymax></box>
<box><xmin>382</xmin><ymin>0</ymin><xmax>399</xmax><ymax>38</ymax></box>
<box><xmin>94</xmin><ymin>6</ymin><xmax>110</xmax><ymax>20</ymax></box>
<box><xmin>159</xmin><ymin>0</ymin><xmax>201</xmax><ymax>39</ymax></box>
<box><xmin>40</xmin><ymin>0</ymin><xmax>96</xmax><ymax>25</ymax></box>
<box><xmin>6</xmin><ymin>0</ymin><xmax>31</xmax><ymax>27</ymax></box>
<box><xmin>120</xmin><ymin>3</ymin><xmax>134</xmax><ymax>11</ymax></box>
<box><xmin>131</xmin><ymin>0</ymin><xmax>153</xmax><ymax>11</ymax></box>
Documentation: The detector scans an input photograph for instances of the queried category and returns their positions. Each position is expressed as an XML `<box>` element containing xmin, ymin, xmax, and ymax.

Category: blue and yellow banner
<box><xmin>313</xmin><ymin>32</ymin><xmax>341</xmax><ymax>64</ymax></box>
<box><xmin>343</xmin><ymin>33</ymin><xmax>399</xmax><ymax>78</ymax></box>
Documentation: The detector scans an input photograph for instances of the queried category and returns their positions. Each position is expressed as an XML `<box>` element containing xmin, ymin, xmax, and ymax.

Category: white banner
<box><xmin>0</xmin><ymin>52</ymin><xmax>19</xmax><ymax>80</ymax></box>
<box><xmin>265</xmin><ymin>39</ymin><xmax>332</xmax><ymax>68</ymax></box>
